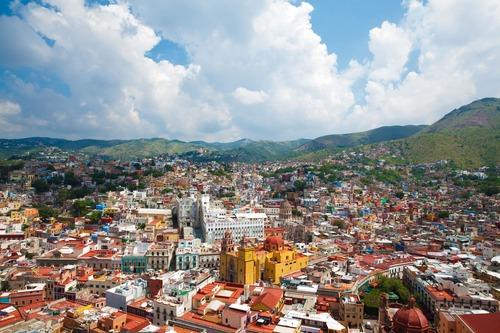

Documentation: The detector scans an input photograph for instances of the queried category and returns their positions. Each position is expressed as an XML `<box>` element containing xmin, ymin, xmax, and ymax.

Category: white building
<box><xmin>202</xmin><ymin>212</ymin><xmax>266</xmax><ymax>243</ymax></box>
<box><xmin>105</xmin><ymin>278</ymin><xmax>147</xmax><ymax>311</ymax></box>
<box><xmin>176</xmin><ymin>196</ymin><xmax>198</xmax><ymax>228</ymax></box>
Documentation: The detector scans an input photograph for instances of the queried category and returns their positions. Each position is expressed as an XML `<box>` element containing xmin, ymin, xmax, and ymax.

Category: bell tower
<box><xmin>221</xmin><ymin>229</ymin><xmax>235</xmax><ymax>253</ymax></box>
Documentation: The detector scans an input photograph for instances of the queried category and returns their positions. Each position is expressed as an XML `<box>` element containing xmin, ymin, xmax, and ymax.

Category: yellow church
<box><xmin>219</xmin><ymin>230</ymin><xmax>308</xmax><ymax>285</ymax></box>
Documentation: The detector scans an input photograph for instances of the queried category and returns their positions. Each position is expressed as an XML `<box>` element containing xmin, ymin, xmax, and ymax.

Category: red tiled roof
<box><xmin>48</xmin><ymin>300</ymin><xmax>82</xmax><ymax>311</ymax></box>
<box><xmin>123</xmin><ymin>312</ymin><xmax>151</xmax><ymax>332</ymax></box>
<box><xmin>179</xmin><ymin>312</ymin><xmax>235</xmax><ymax>333</ymax></box>
<box><xmin>250</xmin><ymin>288</ymin><xmax>283</xmax><ymax>311</ymax></box>
<box><xmin>79</xmin><ymin>250</ymin><xmax>117</xmax><ymax>258</ymax></box>
<box><xmin>18</xmin><ymin>301</ymin><xmax>46</xmax><ymax>318</ymax></box>
<box><xmin>0</xmin><ymin>303</ymin><xmax>23</xmax><ymax>328</ymax></box>
<box><xmin>459</xmin><ymin>312</ymin><xmax>500</xmax><ymax>333</ymax></box>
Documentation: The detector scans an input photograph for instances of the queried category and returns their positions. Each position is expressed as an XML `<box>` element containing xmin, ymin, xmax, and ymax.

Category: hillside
<box><xmin>0</xmin><ymin>137</ymin><xmax>126</xmax><ymax>159</ymax></box>
<box><xmin>79</xmin><ymin>139</ymin><xmax>207</xmax><ymax>160</ymax></box>
<box><xmin>0</xmin><ymin>98</ymin><xmax>498</xmax><ymax>164</ymax></box>
<box><xmin>297</xmin><ymin>125</ymin><xmax>426</xmax><ymax>152</ymax></box>
<box><xmin>223</xmin><ymin>139</ymin><xmax>310</xmax><ymax>162</ymax></box>
<box><xmin>401</xmin><ymin>98</ymin><xmax>500</xmax><ymax>167</ymax></box>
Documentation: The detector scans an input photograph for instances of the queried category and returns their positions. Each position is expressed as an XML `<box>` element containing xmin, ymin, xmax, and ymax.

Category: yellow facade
<box><xmin>220</xmin><ymin>235</ymin><xmax>308</xmax><ymax>285</ymax></box>
<box><xmin>10</xmin><ymin>210</ymin><xmax>22</xmax><ymax>221</ymax></box>
<box><xmin>220</xmin><ymin>247</ymin><xmax>259</xmax><ymax>284</ymax></box>
<box><xmin>263</xmin><ymin>248</ymin><xmax>308</xmax><ymax>284</ymax></box>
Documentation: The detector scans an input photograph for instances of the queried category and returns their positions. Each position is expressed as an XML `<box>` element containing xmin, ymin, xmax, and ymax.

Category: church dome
<box><xmin>392</xmin><ymin>297</ymin><xmax>430</xmax><ymax>333</ymax></box>
<box><xmin>264</xmin><ymin>236</ymin><xmax>284</xmax><ymax>251</ymax></box>
<box><xmin>265</xmin><ymin>236</ymin><xmax>284</xmax><ymax>246</ymax></box>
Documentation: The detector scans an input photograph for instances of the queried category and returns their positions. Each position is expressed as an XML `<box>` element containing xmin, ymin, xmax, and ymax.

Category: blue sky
<box><xmin>0</xmin><ymin>0</ymin><xmax>499</xmax><ymax>141</ymax></box>
<box><xmin>140</xmin><ymin>1</ymin><xmax>406</xmax><ymax>69</ymax></box>
<box><xmin>307</xmin><ymin>1</ymin><xmax>404</xmax><ymax>68</ymax></box>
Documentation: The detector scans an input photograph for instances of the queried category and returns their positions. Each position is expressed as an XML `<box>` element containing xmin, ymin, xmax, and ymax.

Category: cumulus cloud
<box><xmin>0</xmin><ymin>100</ymin><xmax>22</xmax><ymax>132</ymax></box>
<box><xmin>0</xmin><ymin>0</ymin><xmax>499</xmax><ymax>140</ymax></box>
<box><xmin>368</xmin><ymin>21</ymin><xmax>412</xmax><ymax>82</ymax></box>
<box><xmin>233</xmin><ymin>87</ymin><xmax>269</xmax><ymax>105</ymax></box>
<box><xmin>351</xmin><ymin>0</ymin><xmax>500</xmax><ymax>129</ymax></box>
<box><xmin>129</xmin><ymin>0</ymin><xmax>356</xmax><ymax>139</ymax></box>
<box><xmin>0</xmin><ymin>0</ymin><xmax>233</xmax><ymax>140</ymax></box>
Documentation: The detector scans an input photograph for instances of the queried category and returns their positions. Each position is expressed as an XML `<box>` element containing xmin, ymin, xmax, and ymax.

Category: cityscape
<box><xmin>0</xmin><ymin>1</ymin><xmax>499</xmax><ymax>333</ymax></box>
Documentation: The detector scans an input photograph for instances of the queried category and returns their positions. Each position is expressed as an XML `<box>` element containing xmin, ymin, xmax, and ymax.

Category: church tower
<box><xmin>220</xmin><ymin>230</ymin><xmax>235</xmax><ymax>282</ymax></box>
<box><xmin>221</xmin><ymin>229</ymin><xmax>235</xmax><ymax>253</ymax></box>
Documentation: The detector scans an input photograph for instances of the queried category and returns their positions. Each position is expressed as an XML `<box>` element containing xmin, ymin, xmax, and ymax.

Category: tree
<box><xmin>362</xmin><ymin>277</ymin><xmax>411</xmax><ymax>309</ymax></box>
<box><xmin>69</xmin><ymin>187</ymin><xmax>92</xmax><ymax>199</ymax></box>
<box><xmin>35</xmin><ymin>204</ymin><xmax>59</xmax><ymax>218</ymax></box>
<box><xmin>332</xmin><ymin>220</ymin><xmax>345</xmax><ymax>229</ymax></box>
<box><xmin>72</xmin><ymin>199</ymin><xmax>95</xmax><ymax>216</ymax></box>
<box><xmin>438</xmin><ymin>211</ymin><xmax>450</xmax><ymax>219</ymax></box>
<box><xmin>87</xmin><ymin>210</ymin><xmax>102</xmax><ymax>224</ymax></box>
<box><xmin>48</xmin><ymin>175</ymin><xmax>63</xmax><ymax>185</ymax></box>
<box><xmin>294</xmin><ymin>180</ymin><xmax>306</xmax><ymax>192</ymax></box>
<box><xmin>25</xmin><ymin>253</ymin><xmax>35</xmax><ymax>260</ymax></box>
<box><xmin>56</xmin><ymin>188</ymin><xmax>71</xmax><ymax>205</ymax></box>
<box><xmin>32</xmin><ymin>179</ymin><xmax>50</xmax><ymax>194</ymax></box>
<box><xmin>0</xmin><ymin>281</ymin><xmax>9</xmax><ymax>292</ymax></box>
<box><xmin>363</xmin><ymin>288</ymin><xmax>382</xmax><ymax>308</ymax></box>
<box><xmin>64</xmin><ymin>171</ymin><xmax>81</xmax><ymax>187</ymax></box>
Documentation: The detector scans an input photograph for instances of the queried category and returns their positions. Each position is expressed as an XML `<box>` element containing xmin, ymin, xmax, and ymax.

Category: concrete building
<box><xmin>176</xmin><ymin>196</ymin><xmax>198</xmax><ymax>228</ymax></box>
<box><xmin>403</xmin><ymin>265</ymin><xmax>499</xmax><ymax>321</ymax></box>
<box><xmin>202</xmin><ymin>212</ymin><xmax>266</xmax><ymax>243</ymax></box>
<box><xmin>437</xmin><ymin>308</ymin><xmax>490</xmax><ymax>333</ymax></box>
<box><xmin>105</xmin><ymin>279</ymin><xmax>147</xmax><ymax>311</ymax></box>
<box><xmin>339</xmin><ymin>294</ymin><xmax>364</xmax><ymax>330</ymax></box>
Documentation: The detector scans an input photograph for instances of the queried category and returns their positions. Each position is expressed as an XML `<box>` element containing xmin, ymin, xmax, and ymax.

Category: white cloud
<box><xmin>368</xmin><ymin>21</ymin><xmax>412</xmax><ymax>82</ymax></box>
<box><xmin>0</xmin><ymin>100</ymin><xmax>21</xmax><ymax>116</ymax></box>
<box><xmin>233</xmin><ymin>87</ymin><xmax>268</xmax><ymax>105</ymax></box>
<box><xmin>0</xmin><ymin>15</ymin><xmax>53</xmax><ymax>67</ymax></box>
<box><xmin>0</xmin><ymin>0</ymin><xmax>233</xmax><ymax>140</ymax></box>
<box><xmin>353</xmin><ymin>0</ymin><xmax>500</xmax><ymax>129</ymax></box>
<box><xmin>0</xmin><ymin>0</ymin><xmax>499</xmax><ymax>140</ymax></box>
<box><xmin>0</xmin><ymin>100</ymin><xmax>22</xmax><ymax>132</ymax></box>
<box><xmin>130</xmin><ymin>0</ymin><xmax>356</xmax><ymax>139</ymax></box>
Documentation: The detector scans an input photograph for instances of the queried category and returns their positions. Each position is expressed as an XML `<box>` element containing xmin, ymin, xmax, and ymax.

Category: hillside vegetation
<box><xmin>400</xmin><ymin>98</ymin><xmax>500</xmax><ymax>167</ymax></box>
<box><xmin>0</xmin><ymin>98</ymin><xmax>498</xmax><ymax>165</ymax></box>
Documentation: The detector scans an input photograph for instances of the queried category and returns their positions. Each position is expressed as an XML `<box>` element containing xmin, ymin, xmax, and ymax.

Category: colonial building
<box><xmin>146</xmin><ymin>242</ymin><xmax>175</xmax><ymax>271</ymax></box>
<box><xmin>219</xmin><ymin>230</ymin><xmax>308</xmax><ymax>285</ymax></box>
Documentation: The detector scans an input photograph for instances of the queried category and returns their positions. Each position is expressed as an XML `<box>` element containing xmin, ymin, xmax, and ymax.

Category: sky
<box><xmin>0</xmin><ymin>0</ymin><xmax>499</xmax><ymax>142</ymax></box>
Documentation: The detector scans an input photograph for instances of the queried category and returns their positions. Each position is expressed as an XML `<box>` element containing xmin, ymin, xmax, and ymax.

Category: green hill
<box><xmin>401</xmin><ymin>98</ymin><xmax>500</xmax><ymax>167</ymax></box>
<box><xmin>297</xmin><ymin>125</ymin><xmax>426</xmax><ymax>152</ymax></box>
<box><xmin>79</xmin><ymin>138</ymin><xmax>208</xmax><ymax>160</ymax></box>
<box><xmin>0</xmin><ymin>98</ymin><xmax>497</xmax><ymax>164</ymax></box>
<box><xmin>223</xmin><ymin>139</ymin><xmax>310</xmax><ymax>162</ymax></box>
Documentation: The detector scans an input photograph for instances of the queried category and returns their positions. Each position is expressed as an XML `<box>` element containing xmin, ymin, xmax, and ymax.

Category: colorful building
<box><xmin>219</xmin><ymin>231</ymin><xmax>308</xmax><ymax>285</ymax></box>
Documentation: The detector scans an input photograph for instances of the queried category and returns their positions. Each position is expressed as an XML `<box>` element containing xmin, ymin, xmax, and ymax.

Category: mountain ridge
<box><xmin>1</xmin><ymin>97</ymin><xmax>498</xmax><ymax>166</ymax></box>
